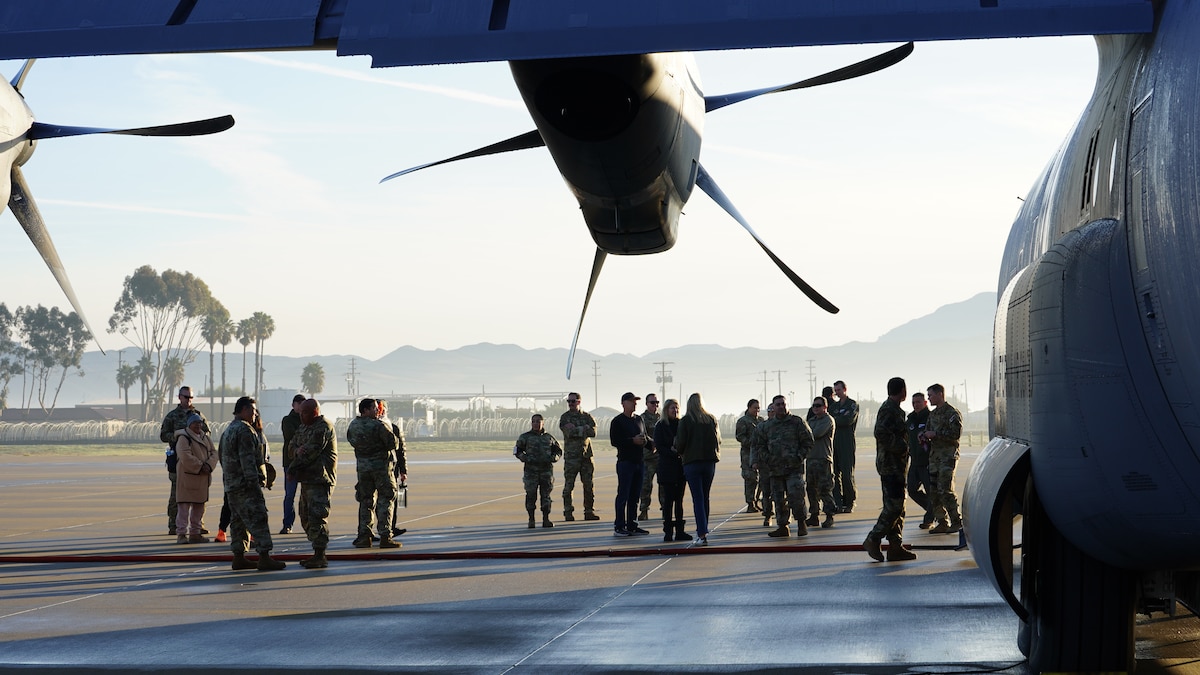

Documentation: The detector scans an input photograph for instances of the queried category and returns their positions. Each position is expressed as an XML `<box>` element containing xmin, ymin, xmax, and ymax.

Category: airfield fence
<box><xmin>0</xmin><ymin>417</ymin><xmax>989</xmax><ymax>446</ymax></box>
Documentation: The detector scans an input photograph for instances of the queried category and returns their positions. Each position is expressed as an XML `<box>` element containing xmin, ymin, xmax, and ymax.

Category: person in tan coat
<box><xmin>175</xmin><ymin>412</ymin><xmax>217</xmax><ymax>544</ymax></box>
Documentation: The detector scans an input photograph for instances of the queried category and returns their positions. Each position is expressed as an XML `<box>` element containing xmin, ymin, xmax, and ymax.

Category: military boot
<box><xmin>863</xmin><ymin>535</ymin><xmax>884</xmax><ymax>562</ymax></box>
<box><xmin>231</xmin><ymin>551</ymin><xmax>256</xmax><ymax>571</ymax></box>
<box><xmin>379</xmin><ymin>537</ymin><xmax>401</xmax><ymax>549</ymax></box>
<box><xmin>930</xmin><ymin>520</ymin><xmax>953</xmax><ymax>534</ymax></box>
<box><xmin>639</xmin><ymin>507</ymin><xmax>649</xmax><ymax>521</ymax></box>
<box><xmin>946</xmin><ymin>519</ymin><xmax>963</xmax><ymax>534</ymax></box>
<box><xmin>256</xmin><ymin>551</ymin><xmax>286</xmax><ymax>571</ymax></box>
<box><xmin>674</xmin><ymin>520</ymin><xmax>692</xmax><ymax>541</ymax></box>
<box><xmin>768</xmin><ymin>525</ymin><xmax>790</xmax><ymax>538</ymax></box>
<box><xmin>886</xmin><ymin>544</ymin><xmax>917</xmax><ymax>562</ymax></box>
<box><xmin>542</xmin><ymin>512</ymin><xmax>554</xmax><ymax>528</ymax></box>
<box><xmin>300</xmin><ymin>548</ymin><xmax>328</xmax><ymax>569</ymax></box>
<box><xmin>821</xmin><ymin>514</ymin><xmax>835</xmax><ymax>529</ymax></box>
<box><xmin>746</xmin><ymin>501</ymin><xmax>761</xmax><ymax>513</ymax></box>
<box><xmin>805</xmin><ymin>514</ymin><xmax>820</xmax><ymax>528</ymax></box>
<box><xmin>796</xmin><ymin>520</ymin><xmax>809</xmax><ymax>536</ymax></box>
<box><xmin>528</xmin><ymin>510</ymin><xmax>536</xmax><ymax>529</ymax></box>
<box><xmin>663</xmin><ymin>520</ymin><xmax>674</xmax><ymax>542</ymax></box>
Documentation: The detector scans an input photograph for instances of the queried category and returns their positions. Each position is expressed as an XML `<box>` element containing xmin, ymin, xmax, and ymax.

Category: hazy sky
<box><xmin>0</xmin><ymin>36</ymin><xmax>1097</xmax><ymax>363</ymax></box>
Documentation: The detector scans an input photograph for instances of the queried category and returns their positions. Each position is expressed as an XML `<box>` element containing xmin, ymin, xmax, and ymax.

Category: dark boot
<box><xmin>674</xmin><ymin>520</ymin><xmax>692</xmax><ymax>541</ymax></box>
<box><xmin>663</xmin><ymin>520</ymin><xmax>674</xmax><ymax>542</ymax></box>
<box><xmin>256</xmin><ymin>551</ymin><xmax>286</xmax><ymax>571</ymax></box>
<box><xmin>746</xmin><ymin>501</ymin><xmax>761</xmax><ymax>513</ymax></box>
<box><xmin>863</xmin><ymin>535</ymin><xmax>884</xmax><ymax>562</ymax></box>
<box><xmin>886</xmin><ymin>544</ymin><xmax>917</xmax><ymax>562</ymax></box>
<box><xmin>231</xmin><ymin>551</ymin><xmax>256</xmax><ymax>571</ymax></box>
<box><xmin>796</xmin><ymin>518</ymin><xmax>808</xmax><ymax>536</ymax></box>
<box><xmin>300</xmin><ymin>548</ymin><xmax>328</xmax><ymax>569</ymax></box>
<box><xmin>542</xmin><ymin>511</ymin><xmax>554</xmax><ymax>528</ymax></box>
<box><xmin>639</xmin><ymin>508</ymin><xmax>649</xmax><ymax>521</ymax></box>
<box><xmin>805</xmin><ymin>514</ymin><xmax>820</xmax><ymax>527</ymax></box>
<box><xmin>527</xmin><ymin>509</ymin><xmax>536</xmax><ymax>529</ymax></box>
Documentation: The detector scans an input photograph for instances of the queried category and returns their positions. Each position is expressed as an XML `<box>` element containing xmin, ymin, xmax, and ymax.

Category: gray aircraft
<box><xmin>0</xmin><ymin>1</ymin><xmax>1188</xmax><ymax>671</ymax></box>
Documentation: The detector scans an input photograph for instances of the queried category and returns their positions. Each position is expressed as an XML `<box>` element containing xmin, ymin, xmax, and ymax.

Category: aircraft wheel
<box><xmin>1020</xmin><ymin>477</ymin><xmax>1136</xmax><ymax>671</ymax></box>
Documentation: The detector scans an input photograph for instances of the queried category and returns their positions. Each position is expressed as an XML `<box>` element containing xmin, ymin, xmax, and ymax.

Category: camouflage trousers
<box><xmin>300</xmin><ymin>482</ymin><xmax>332</xmax><ymax>549</ymax></box>
<box><xmin>740</xmin><ymin>446</ymin><xmax>758</xmax><ymax>505</ymax></box>
<box><xmin>805</xmin><ymin>458</ymin><xmax>838</xmax><ymax>518</ymax></box>
<box><xmin>561</xmin><ymin>452</ymin><xmax>596</xmax><ymax>517</ymax></box>
<box><xmin>524</xmin><ymin>464</ymin><xmax>555</xmax><ymax>513</ymax></box>
<box><xmin>226</xmin><ymin>485</ymin><xmax>274</xmax><ymax>554</ymax></box>
<box><xmin>869</xmin><ymin>453</ymin><xmax>909</xmax><ymax>543</ymax></box>
<box><xmin>768</xmin><ymin>471</ymin><xmax>806</xmax><ymax>527</ymax></box>
<box><xmin>757</xmin><ymin>467</ymin><xmax>773</xmax><ymax>516</ymax></box>
<box><xmin>356</xmin><ymin>467</ymin><xmax>397</xmax><ymax>539</ymax></box>
<box><xmin>638</xmin><ymin>454</ymin><xmax>661</xmax><ymax>514</ymax></box>
<box><xmin>928</xmin><ymin>448</ymin><xmax>962</xmax><ymax>524</ymax></box>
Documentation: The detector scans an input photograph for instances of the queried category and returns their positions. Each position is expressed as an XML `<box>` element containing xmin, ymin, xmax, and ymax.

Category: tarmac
<box><xmin>0</xmin><ymin>447</ymin><xmax>1196</xmax><ymax>674</ymax></box>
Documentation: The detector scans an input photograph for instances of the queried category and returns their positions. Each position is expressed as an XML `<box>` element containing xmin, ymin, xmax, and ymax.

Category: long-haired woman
<box><xmin>674</xmin><ymin>392</ymin><xmax>720</xmax><ymax>545</ymax></box>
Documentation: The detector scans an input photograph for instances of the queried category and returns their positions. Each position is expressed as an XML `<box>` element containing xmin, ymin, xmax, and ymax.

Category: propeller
<box><xmin>696</xmin><ymin>164</ymin><xmax>838</xmax><ymax>314</ymax></box>
<box><xmin>704</xmin><ymin>42</ymin><xmax>914</xmax><ymax>112</ymax></box>
<box><xmin>2</xmin><ymin>59</ymin><xmax>236</xmax><ymax>350</ymax></box>
<box><xmin>380</xmin><ymin>129</ymin><xmax>545</xmax><ymax>183</ymax></box>
<box><xmin>565</xmin><ymin>248</ymin><xmax>607</xmax><ymax>379</ymax></box>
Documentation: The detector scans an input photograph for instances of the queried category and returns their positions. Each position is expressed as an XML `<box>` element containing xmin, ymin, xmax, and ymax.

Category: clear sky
<box><xmin>0</xmin><ymin>36</ymin><xmax>1097</xmax><ymax>363</ymax></box>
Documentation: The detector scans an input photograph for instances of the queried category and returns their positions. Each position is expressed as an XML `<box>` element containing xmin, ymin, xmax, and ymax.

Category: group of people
<box><xmin>159</xmin><ymin>387</ymin><xmax>408</xmax><ymax>572</ymax></box>
<box><xmin>515</xmin><ymin>391</ymin><xmax>722</xmax><ymax>545</ymax></box>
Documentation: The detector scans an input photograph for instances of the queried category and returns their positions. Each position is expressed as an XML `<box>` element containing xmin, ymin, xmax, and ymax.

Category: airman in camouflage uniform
<box><xmin>863</xmin><ymin>377</ymin><xmax>916</xmax><ymax>562</ymax></box>
<box><xmin>219</xmin><ymin>396</ymin><xmax>285</xmax><ymax>571</ymax></box>
<box><xmin>921</xmin><ymin>383</ymin><xmax>964</xmax><ymax>534</ymax></box>
<box><xmin>752</xmin><ymin>395</ymin><xmax>812</xmax><ymax>538</ymax></box>
<box><xmin>515</xmin><ymin>414</ymin><xmax>563</xmax><ymax>528</ymax></box>
<box><xmin>160</xmin><ymin>386</ymin><xmax>209</xmax><ymax>535</ymax></box>
<box><xmin>637</xmin><ymin>395</ymin><xmax>661</xmax><ymax>521</ymax></box>
<box><xmin>346</xmin><ymin>398</ymin><xmax>399</xmax><ymax>548</ymax></box>
<box><xmin>735</xmin><ymin>399</ymin><xmax>764</xmax><ymax>515</ymax></box>
<box><xmin>805</xmin><ymin>396</ymin><xmax>838</xmax><ymax>529</ymax></box>
<box><xmin>558</xmin><ymin>393</ymin><xmax>600</xmax><ymax>521</ymax></box>
<box><xmin>288</xmin><ymin>399</ymin><xmax>337</xmax><ymax>569</ymax></box>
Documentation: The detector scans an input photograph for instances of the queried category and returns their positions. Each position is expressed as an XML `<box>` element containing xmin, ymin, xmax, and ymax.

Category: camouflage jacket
<box><xmin>160</xmin><ymin>404</ymin><xmax>208</xmax><ymax>448</ymax></box>
<box><xmin>751</xmin><ymin>414</ymin><xmax>813</xmax><ymax>476</ymax></box>
<box><xmin>639</xmin><ymin>410</ymin><xmax>661</xmax><ymax>459</ymax></box>
<box><xmin>515</xmin><ymin>429</ymin><xmax>563</xmax><ymax>467</ymax></box>
<box><xmin>289</xmin><ymin>415</ymin><xmax>338</xmax><ymax>485</ymax></box>
<box><xmin>219</xmin><ymin>419</ymin><xmax>266</xmax><ymax>492</ymax></box>
<box><xmin>735</xmin><ymin>413</ymin><xmax>762</xmax><ymax>454</ymax></box>
<box><xmin>874</xmin><ymin>398</ymin><xmax>908</xmax><ymax>458</ymax></box>
<box><xmin>927</xmin><ymin>403</ymin><xmax>963</xmax><ymax>454</ymax></box>
<box><xmin>808</xmin><ymin>413</ymin><xmax>835</xmax><ymax>464</ymax></box>
<box><xmin>558</xmin><ymin>410</ymin><xmax>596</xmax><ymax>458</ymax></box>
<box><xmin>346</xmin><ymin>416</ymin><xmax>398</xmax><ymax>472</ymax></box>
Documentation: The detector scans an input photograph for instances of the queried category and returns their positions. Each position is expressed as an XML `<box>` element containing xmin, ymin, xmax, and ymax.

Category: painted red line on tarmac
<box><xmin>0</xmin><ymin>544</ymin><xmax>960</xmax><ymax>564</ymax></box>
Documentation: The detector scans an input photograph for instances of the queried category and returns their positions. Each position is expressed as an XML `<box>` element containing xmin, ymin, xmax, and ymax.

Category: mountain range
<box><xmin>36</xmin><ymin>292</ymin><xmax>996</xmax><ymax>417</ymax></box>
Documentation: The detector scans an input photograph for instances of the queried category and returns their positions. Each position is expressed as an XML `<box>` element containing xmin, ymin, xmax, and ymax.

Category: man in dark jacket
<box><xmin>610</xmin><ymin>392</ymin><xmax>648</xmax><ymax>537</ymax></box>
<box><xmin>279</xmin><ymin>393</ymin><xmax>305</xmax><ymax>534</ymax></box>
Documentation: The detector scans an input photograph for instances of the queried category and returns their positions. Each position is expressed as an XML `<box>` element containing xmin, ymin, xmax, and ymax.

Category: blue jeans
<box><xmin>282</xmin><ymin>473</ymin><xmax>299</xmax><ymax>529</ymax></box>
<box><xmin>613</xmin><ymin>460</ymin><xmax>644</xmax><ymax>530</ymax></box>
<box><xmin>684</xmin><ymin>461</ymin><xmax>717</xmax><ymax>537</ymax></box>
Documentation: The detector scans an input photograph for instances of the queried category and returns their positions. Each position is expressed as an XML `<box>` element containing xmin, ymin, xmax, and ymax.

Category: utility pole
<box><xmin>774</xmin><ymin>370</ymin><xmax>787</xmax><ymax>400</ymax></box>
<box><xmin>806</xmin><ymin>359</ymin><xmax>816</xmax><ymax>399</ymax></box>
<box><xmin>758</xmin><ymin>370</ymin><xmax>772</xmax><ymax>405</ymax></box>
<box><xmin>961</xmin><ymin>379</ymin><xmax>969</xmax><ymax>411</ymax></box>
<box><xmin>654</xmin><ymin>361</ymin><xmax>674</xmax><ymax>403</ymax></box>
<box><xmin>591</xmin><ymin>360</ymin><xmax>601</xmax><ymax>406</ymax></box>
<box><xmin>346</xmin><ymin>358</ymin><xmax>359</xmax><ymax>397</ymax></box>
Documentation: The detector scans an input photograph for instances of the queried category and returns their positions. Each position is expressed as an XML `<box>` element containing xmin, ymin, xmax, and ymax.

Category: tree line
<box><xmin>0</xmin><ymin>265</ymin><xmax>278</xmax><ymax>421</ymax></box>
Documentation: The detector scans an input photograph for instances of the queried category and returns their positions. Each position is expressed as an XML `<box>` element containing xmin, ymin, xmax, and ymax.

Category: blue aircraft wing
<box><xmin>0</xmin><ymin>0</ymin><xmax>1154</xmax><ymax>66</ymax></box>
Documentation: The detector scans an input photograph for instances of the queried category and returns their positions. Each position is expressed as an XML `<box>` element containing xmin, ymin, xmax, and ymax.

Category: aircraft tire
<box><xmin>1020</xmin><ymin>477</ymin><xmax>1136</xmax><ymax>671</ymax></box>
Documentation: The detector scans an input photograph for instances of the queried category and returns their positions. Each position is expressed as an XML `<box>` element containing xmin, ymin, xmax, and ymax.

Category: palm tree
<box><xmin>216</xmin><ymin>317</ymin><xmax>233</xmax><ymax>419</ymax></box>
<box><xmin>115</xmin><ymin>363</ymin><xmax>136</xmax><ymax>421</ymax></box>
<box><xmin>237</xmin><ymin>318</ymin><xmax>253</xmax><ymax>396</ymax></box>
<box><xmin>301</xmin><ymin>362</ymin><xmax>325</xmax><ymax>395</ymax></box>
<box><xmin>135</xmin><ymin>354</ymin><xmax>154</xmax><ymax>421</ymax></box>
<box><xmin>201</xmin><ymin>307</ymin><xmax>230</xmax><ymax>403</ymax></box>
<box><xmin>163</xmin><ymin>356</ymin><xmax>185</xmax><ymax>400</ymax></box>
<box><xmin>251</xmin><ymin>311</ymin><xmax>275</xmax><ymax>398</ymax></box>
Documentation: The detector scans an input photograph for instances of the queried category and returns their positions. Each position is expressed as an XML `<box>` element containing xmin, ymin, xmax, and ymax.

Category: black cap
<box><xmin>292</xmin><ymin>394</ymin><xmax>307</xmax><ymax>404</ymax></box>
<box><xmin>621</xmin><ymin>392</ymin><xmax>640</xmax><ymax>402</ymax></box>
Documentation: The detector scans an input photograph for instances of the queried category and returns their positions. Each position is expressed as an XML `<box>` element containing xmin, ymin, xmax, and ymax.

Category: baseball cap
<box><xmin>621</xmin><ymin>392</ymin><xmax>640</xmax><ymax>402</ymax></box>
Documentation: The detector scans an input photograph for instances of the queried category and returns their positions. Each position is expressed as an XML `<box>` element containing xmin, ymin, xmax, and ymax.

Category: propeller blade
<box><xmin>380</xmin><ymin>129</ymin><xmax>545</xmax><ymax>183</ymax></box>
<box><xmin>695</xmin><ymin>164</ymin><xmax>838</xmax><ymax>314</ymax></box>
<box><xmin>8</xmin><ymin>165</ymin><xmax>103</xmax><ymax>349</ymax></box>
<box><xmin>565</xmin><ymin>248</ymin><xmax>607</xmax><ymax>379</ymax></box>
<box><xmin>10</xmin><ymin>58</ymin><xmax>34</xmax><ymax>91</ymax></box>
<box><xmin>704</xmin><ymin>42</ymin><xmax>914</xmax><ymax>112</ymax></box>
<box><xmin>26</xmin><ymin>115</ymin><xmax>235</xmax><ymax>140</ymax></box>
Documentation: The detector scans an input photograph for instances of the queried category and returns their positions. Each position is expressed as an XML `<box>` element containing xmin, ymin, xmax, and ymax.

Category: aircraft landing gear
<box><xmin>1019</xmin><ymin>477</ymin><xmax>1137</xmax><ymax>671</ymax></box>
